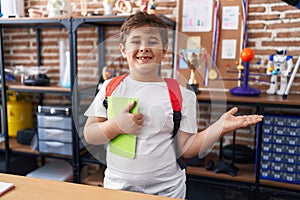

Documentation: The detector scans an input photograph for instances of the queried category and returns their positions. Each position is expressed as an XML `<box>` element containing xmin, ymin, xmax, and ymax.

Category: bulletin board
<box><xmin>177</xmin><ymin>0</ymin><xmax>246</xmax><ymax>90</ymax></box>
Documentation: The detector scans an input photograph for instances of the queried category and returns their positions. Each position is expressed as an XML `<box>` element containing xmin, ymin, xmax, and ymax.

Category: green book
<box><xmin>107</xmin><ymin>96</ymin><xmax>138</xmax><ymax>159</ymax></box>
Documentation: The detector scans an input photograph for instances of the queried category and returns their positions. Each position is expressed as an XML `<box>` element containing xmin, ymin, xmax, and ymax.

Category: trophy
<box><xmin>187</xmin><ymin>52</ymin><xmax>200</xmax><ymax>94</ymax></box>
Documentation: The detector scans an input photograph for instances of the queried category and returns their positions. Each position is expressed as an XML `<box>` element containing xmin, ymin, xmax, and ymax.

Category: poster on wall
<box><xmin>221</xmin><ymin>39</ymin><xmax>237</xmax><ymax>59</ymax></box>
<box><xmin>222</xmin><ymin>6</ymin><xmax>239</xmax><ymax>30</ymax></box>
<box><xmin>182</xmin><ymin>0</ymin><xmax>213</xmax><ymax>32</ymax></box>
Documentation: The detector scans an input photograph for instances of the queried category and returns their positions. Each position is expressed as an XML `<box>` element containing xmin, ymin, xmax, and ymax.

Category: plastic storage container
<box><xmin>260</xmin><ymin>114</ymin><xmax>300</xmax><ymax>185</ymax></box>
<box><xmin>7</xmin><ymin>91</ymin><xmax>33</xmax><ymax>137</ymax></box>
<box><xmin>37</xmin><ymin>105</ymin><xmax>71</xmax><ymax>130</ymax></box>
<box><xmin>37</xmin><ymin>105</ymin><xmax>76</xmax><ymax>156</ymax></box>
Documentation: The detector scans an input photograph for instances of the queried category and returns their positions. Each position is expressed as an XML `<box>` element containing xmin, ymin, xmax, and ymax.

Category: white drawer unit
<box><xmin>38</xmin><ymin>140</ymin><xmax>84</xmax><ymax>156</ymax></box>
<box><xmin>37</xmin><ymin>105</ymin><xmax>72</xmax><ymax>130</ymax></box>
<box><xmin>37</xmin><ymin>105</ymin><xmax>79</xmax><ymax>156</ymax></box>
<box><xmin>38</xmin><ymin>128</ymin><xmax>72</xmax><ymax>143</ymax></box>
<box><xmin>37</xmin><ymin>115</ymin><xmax>72</xmax><ymax>130</ymax></box>
<box><xmin>39</xmin><ymin>141</ymin><xmax>73</xmax><ymax>156</ymax></box>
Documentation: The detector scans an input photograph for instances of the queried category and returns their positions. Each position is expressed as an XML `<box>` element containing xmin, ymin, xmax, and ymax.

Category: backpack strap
<box><xmin>165</xmin><ymin>78</ymin><xmax>186</xmax><ymax>170</ymax></box>
<box><xmin>103</xmin><ymin>74</ymin><xmax>128</xmax><ymax>109</ymax></box>
<box><xmin>105</xmin><ymin>74</ymin><xmax>129</xmax><ymax>97</ymax></box>
<box><xmin>165</xmin><ymin>78</ymin><xmax>182</xmax><ymax>138</ymax></box>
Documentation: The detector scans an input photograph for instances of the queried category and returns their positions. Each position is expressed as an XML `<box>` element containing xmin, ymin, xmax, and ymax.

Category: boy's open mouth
<box><xmin>137</xmin><ymin>56</ymin><xmax>152</xmax><ymax>60</ymax></box>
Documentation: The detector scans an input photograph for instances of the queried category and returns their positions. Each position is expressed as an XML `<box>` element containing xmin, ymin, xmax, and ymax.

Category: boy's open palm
<box><xmin>114</xmin><ymin>101</ymin><xmax>144</xmax><ymax>135</ymax></box>
<box><xmin>220</xmin><ymin>107</ymin><xmax>263</xmax><ymax>134</ymax></box>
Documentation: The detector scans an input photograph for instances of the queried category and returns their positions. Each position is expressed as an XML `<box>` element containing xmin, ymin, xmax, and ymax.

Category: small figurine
<box><xmin>136</xmin><ymin>0</ymin><xmax>149</xmax><ymax>13</ymax></box>
<box><xmin>47</xmin><ymin>0</ymin><xmax>75</xmax><ymax>17</ymax></box>
<box><xmin>266</xmin><ymin>48</ymin><xmax>294</xmax><ymax>95</ymax></box>
<box><xmin>103</xmin><ymin>0</ymin><xmax>115</xmax><ymax>15</ymax></box>
<box><xmin>115</xmin><ymin>0</ymin><xmax>132</xmax><ymax>15</ymax></box>
<box><xmin>62</xmin><ymin>0</ymin><xmax>76</xmax><ymax>17</ymax></box>
<box><xmin>148</xmin><ymin>0</ymin><xmax>156</xmax><ymax>14</ymax></box>
<box><xmin>47</xmin><ymin>0</ymin><xmax>64</xmax><ymax>17</ymax></box>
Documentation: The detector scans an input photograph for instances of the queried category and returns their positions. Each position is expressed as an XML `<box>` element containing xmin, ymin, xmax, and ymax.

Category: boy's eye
<box><xmin>130</xmin><ymin>40</ymin><xmax>140</xmax><ymax>44</ymax></box>
<box><xmin>149</xmin><ymin>40</ymin><xmax>159</xmax><ymax>45</ymax></box>
<box><xmin>127</xmin><ymin>39</ymin><xmax>160</xmax><ymax>48</ymax></box>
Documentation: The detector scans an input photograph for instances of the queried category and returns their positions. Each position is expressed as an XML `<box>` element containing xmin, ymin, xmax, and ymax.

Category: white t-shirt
<box><xmin>84</xmin><ymin>76</ymin><xmax>198</xmax><ymax>198</ymax></box>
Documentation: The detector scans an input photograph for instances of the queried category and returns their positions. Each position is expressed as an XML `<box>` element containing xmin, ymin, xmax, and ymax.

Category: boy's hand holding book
<box><xmin>114</xmin><ymin>100</ymin><xmax>143</xmax><ymax>135</ymax></box>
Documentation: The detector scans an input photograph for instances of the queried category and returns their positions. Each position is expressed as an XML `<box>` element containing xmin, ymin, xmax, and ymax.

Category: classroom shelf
<box><xmin>1</xmin><ymin>83</ymin><xmax>71</xmax><ymax>95</ymax></box>
<box><xmin>187</xmin><ymin>163</ymin><xmax>255</xmax><ymax>184</ymax></box>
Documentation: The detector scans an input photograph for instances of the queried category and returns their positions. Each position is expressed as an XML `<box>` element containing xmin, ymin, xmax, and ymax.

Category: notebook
<box><xmin>107</xmin><ymin>97</ymin><xmax>138</xmax><ymax>159</ymax></box>
<box><xmin>0</xmin><ymin>182</ymin><xmax>14</xmax><ymax>196</ymax></box>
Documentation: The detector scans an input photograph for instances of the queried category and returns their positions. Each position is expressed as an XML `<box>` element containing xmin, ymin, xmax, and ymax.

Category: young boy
<box><xmin>84</xmin><ymin>12</ymin><xmax>263</xmax><ymax>199</ymax></box>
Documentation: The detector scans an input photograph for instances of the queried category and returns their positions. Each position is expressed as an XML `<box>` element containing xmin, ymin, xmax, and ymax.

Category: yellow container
<box><xmin>6</xmin><ymin>91</ymin><xmax>33</xmax><ymax>137</ymax></box>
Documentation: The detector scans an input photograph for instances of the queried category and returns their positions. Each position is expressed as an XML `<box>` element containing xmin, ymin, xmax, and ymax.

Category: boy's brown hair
<box><xmin>120</xmin><ymin>12</ymin><xmax>169</xmax><ymax>48</ymax></box>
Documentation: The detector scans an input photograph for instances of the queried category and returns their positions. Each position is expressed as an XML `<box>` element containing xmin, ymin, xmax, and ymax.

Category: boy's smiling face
<box><xmin>120</xmin><ymin>27</ymin><xmax>168</xmax><ymax>78</ymax></box>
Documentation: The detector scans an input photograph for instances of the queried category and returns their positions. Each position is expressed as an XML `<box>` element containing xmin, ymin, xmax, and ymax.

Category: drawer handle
<box><xmin>45</xmin><ymin>129</ymin><xmax>65</xmax><ymax>136</ymax></box>
<box><xmin>44</xmin><ymin>141</ymin><xmax>64</xmax><ymax>147</ymax></box>
<box><xmin>44</xmin><ymin>116</ymin><xmax>64</xmax><ymax>121</ymax></box>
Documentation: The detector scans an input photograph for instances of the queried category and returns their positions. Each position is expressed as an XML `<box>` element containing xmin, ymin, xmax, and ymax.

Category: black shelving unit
<box><xmin>0</xmin><ymin>16</ymin><xmax>176</xmax><ymax>183</ymax></box>
<box><xmin>0</xmin><ymin>17</ymin><xmax>74</xmax><ymax>178</ymax></box>
<box><xmin>186</xmin><ymin>93</ymin><xmax>300</xmax><ymax>200</ymax></box>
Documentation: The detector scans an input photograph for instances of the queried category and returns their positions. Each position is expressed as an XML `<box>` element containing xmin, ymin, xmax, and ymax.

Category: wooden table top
<box><xmin>0</xmin><ymin>173</ymin><xmax>177</xmax><ymax>200</ymax></box>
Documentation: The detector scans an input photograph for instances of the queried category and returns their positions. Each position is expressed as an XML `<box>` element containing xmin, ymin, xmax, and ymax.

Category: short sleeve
<box><xmin>179</xmin><ymin>87</ymin><xmax>198</xmax><ymax>134</ymax></box>
<box><xmin>84</xmin><ymin>79</ymin><xmax>111</xmax><ymax>118</ymax></box>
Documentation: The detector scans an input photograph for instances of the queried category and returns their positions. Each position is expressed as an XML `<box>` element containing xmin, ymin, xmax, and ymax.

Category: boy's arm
<box><xmin>178</xmin><ymin>107</ymin><xmax>263</xmax><ymax>158</ymax></box>
<box><xmin>84</xmin><ymin>116</ymin><xmax>122</xmax><ymax>145</ymax></box>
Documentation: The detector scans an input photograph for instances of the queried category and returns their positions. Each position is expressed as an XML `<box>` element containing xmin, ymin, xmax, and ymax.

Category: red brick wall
<box><xmin>247</xmin><ymin>0</ymin><xmax>300</xmax><ymax>93</ymax></box>
<box><xmin>5</xmin><ymin>0</ymin><xmax>300</xmax><ymax>93</ymax></box>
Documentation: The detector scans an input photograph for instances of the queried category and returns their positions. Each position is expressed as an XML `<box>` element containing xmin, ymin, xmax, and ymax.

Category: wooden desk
<box><xmin>0</xmin><ymin>173</ymin><xmax>177</xmax><ymax>200</ymax></box>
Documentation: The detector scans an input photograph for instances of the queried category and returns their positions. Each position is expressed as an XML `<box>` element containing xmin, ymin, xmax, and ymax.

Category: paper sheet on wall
<box><xmin>221</xmin><ymin>39</ymin><xmax>237</xmax><ymax>59</ymax></box>
<box><xmin>222</xmin><ymin>6</ymin><xmax>239</xmax><ymax>30</ymax></box>
<box><xmin>187</xmin><ymin>36</ymin><xmax>201</xmax><ymax>50</ymax></box>
<box><xmin>182</xmin><ymin>0</ymin><xmax>213</xmax><ymax>32</ymax></box>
